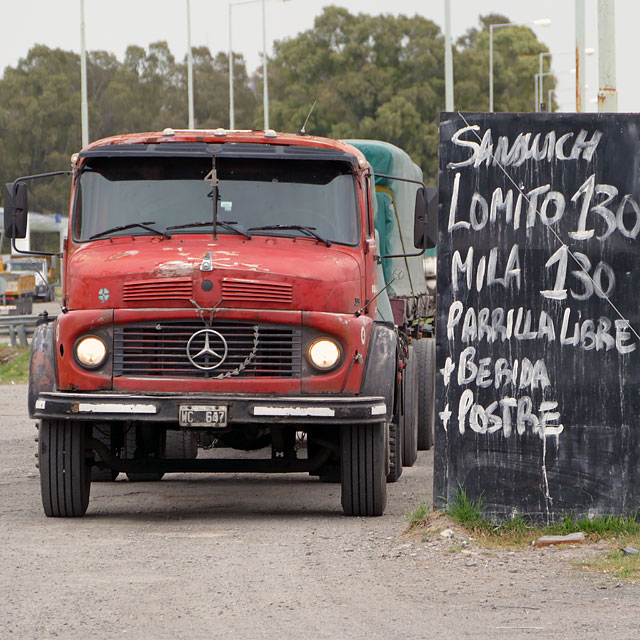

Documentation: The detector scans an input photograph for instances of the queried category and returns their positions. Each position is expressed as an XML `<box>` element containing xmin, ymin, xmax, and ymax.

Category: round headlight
<box><xmin>308</xmin><ymin>339</ymin><xmax>341</xmax><ymax>370</ymax></box>
<box><xmin>76</xmin><ymin>336</ymin><xmax>107</xmax><ymax>368</ymax></box>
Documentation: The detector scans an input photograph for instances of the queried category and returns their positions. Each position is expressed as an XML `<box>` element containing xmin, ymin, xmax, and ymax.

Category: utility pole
<box><xmin>187</xmin><ymin>0</ymin><xmax>195</xmax><ymax>129</ymax></box>
<box><xmin>444</xmin><ymin>0</ymin><xmax>454</xmax><ymax>111</ymax></box>
<box><xmin>80</xmin><ymin>0</ymin><xmax>89</xmax><ymax>147</ymax></box>
<box><xmin>575</xmin><ymin>0</ymin><xmax>586</xmax><ymax>111</ymax></box>
<box><xmin>597</xmin><ymin>0</ymin><xmax>617</xmax><ymax>111</ymax></box>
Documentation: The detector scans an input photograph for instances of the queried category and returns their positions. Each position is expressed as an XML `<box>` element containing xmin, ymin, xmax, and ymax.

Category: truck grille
<box><xmin>123</xmin><ymin>278</ymin><xmax>193</xmax><ymax>302</ymax></box>
<box><xmin>113</xmin><ymin>320</ymin><xmax>301</xmax><ymax>378</ymax></box>
<box><xmin>221</xmin><ymin>278</ymin><xmax>293</xmax><ymax>304</ymax></box>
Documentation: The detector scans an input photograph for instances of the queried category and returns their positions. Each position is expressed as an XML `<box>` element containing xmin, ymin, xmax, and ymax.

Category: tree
<box><xmin>0</xmin><ymin>42</ymin><xmax>257</xmax><ymax>214</ymax></box>
<box><xmin>454</xmin><ymin>14</ymin><xmax>555</xmax><ymax>113</ymax></box>
<box><xmin>266</xmin><ymin>8</ymin><xmax>555</xmax><ymax>182</ymax></box>
<box><xmin>267</xmin><ymin>7</ymin><xmax>445</xmax><ymax>180</ymax></box>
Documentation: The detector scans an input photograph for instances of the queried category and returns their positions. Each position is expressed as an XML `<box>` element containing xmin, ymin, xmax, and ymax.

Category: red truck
<box><xmin>4</xmin><ymin>129</ymin><xmax>435</xmax><ymax>517</ymax></box>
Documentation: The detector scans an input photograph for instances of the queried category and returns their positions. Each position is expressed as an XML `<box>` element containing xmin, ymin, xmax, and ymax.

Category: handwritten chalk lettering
<box><xmin>568</xmin><ymin>174</ymin><xmax>640</xmax><ymax>241</ymax></box>
<box><xmin>455</xmin><ymin>390</ymin><xmax>564</xmax><ymax>439</ymax></box>
<box><xmin>447</xmin><ymin>303</ymin><xmax>630</xmax><ymax>353</ymax></box>
<box><xmin>541</xmin><ymin>245</ymin><xmax>615</xmax><ymax>300</ymax></box>
<box><xmin>447</xmin><ymin>126</ymin><xmax>602</xmax><ymax>170</ymax></box>
<box><xmin>450</xmin><ymin>184</ymin><xmax>573</xmax><ymax>234</ymax></box>
<box><xmin>452</xmin><ymin>244</ymin><xmax>521</xmax><ymax>293</ymax></box>
<box><xmin>445</xmin><ymin>348</ymin><xmax>551</xmax><ymax>393</ymax></box>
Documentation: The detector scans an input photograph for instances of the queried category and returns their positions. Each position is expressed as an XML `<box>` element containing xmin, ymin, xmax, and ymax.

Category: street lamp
<box><xmin>489</xmin><ymin>18</ymin><xmax>551</xmax><ymax>112</ymax></box>
<box><xmin>535</xmin><ymin>72</ymin><xmax>552</xmax><ymax>111</ymax></box>
<box><xmin>537</xmin><ymin>48</ymin><xmax>594</xmax><ymax>112</ymax></box>
<box><xmin>228</xmin><ymin>0</ymin><xmax>288</xmax><ymax>131</ymax></box>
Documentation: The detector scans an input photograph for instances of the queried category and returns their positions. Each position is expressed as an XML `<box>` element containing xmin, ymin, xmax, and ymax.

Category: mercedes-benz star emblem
<box><xmin>186</xmin><ymin>329</ymin><xmax>228</xmax><ymax>370</ymax></box>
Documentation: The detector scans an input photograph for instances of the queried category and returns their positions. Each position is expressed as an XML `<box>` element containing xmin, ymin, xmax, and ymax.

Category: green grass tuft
<box><xmin>546</xmin><ymin>514</ymin><xmax>640</xmax><ymax>537</ymax></box>
<box><xmin>0</xmin><ymin>344</ymin><xmax>30</xmax><ymax>384</ymax></box>
<box><xmin>406</xmin><ymin>503</ymin><xmax>430</xmax><ymax>529</ymax></box>
<box><xmin>446</xmin><ymin>484</ymin><xmax>490</xmax><ymax>532</ymax></box>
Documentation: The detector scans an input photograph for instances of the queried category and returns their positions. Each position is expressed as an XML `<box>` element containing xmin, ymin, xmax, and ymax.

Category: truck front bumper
<box><xmin>33</xmin><ymin>392</ymin><xmax>388</xmax><ymax>425</ymax></box>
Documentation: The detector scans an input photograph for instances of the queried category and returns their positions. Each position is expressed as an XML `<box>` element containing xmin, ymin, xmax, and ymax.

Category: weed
<box><xmin>446</xmin><ymin>485</ymin><xmax>489</xmax><ymax>532</ymax></box>
<box><xmin>546</xmin><ymin>514</ymin><xmax>640</xmax><ymax>537</ymax></box>
<box><xmin>0</xmin><ymin>344</ymin><xmax>29</xmax><ymax>384</ymax></box>
<box><xmin>406</xmin><ymin>503</ymin><xmax>430</xmax><ymax>529</ymax></box>
<box><xmin>579</xmin><ymin>549</ymin><xmax>640</xmax><ymax>581</ymax></box>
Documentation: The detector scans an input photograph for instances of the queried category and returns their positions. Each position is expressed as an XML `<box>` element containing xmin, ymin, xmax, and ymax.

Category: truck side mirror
<box><xmin>424</xmin><ymin>186</ymin><xmax>437</xmax><ymax>250</ymax></box>
<box><xmin>413</xmin><ymin>186</ymin><xmax>437</xmax><ymax>250</ymax></box>
<box><xmin>4</xmin><ymin>182</ymin><xmax>29</xmax><ymax>239</ymax></box>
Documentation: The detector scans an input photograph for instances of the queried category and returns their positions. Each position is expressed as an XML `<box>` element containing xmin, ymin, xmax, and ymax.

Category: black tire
<box><xmin>125</xmin><ymin>425</ymin><xmax>164</xmax><ymax>482</ymax></box>
<box><xmin>341</xmin><ymin>423</ymin><xmax>387</xmax><ymax>517</ymax></box>
<box><xmin>165</xmin><ymin>429</ymin><xmax>198</xmax><ymax>459</ymax></box>
<box><xmin>416</xmin><ymin>338</ymin><xmax>436</xmax><ymax>450</ymax></box>
<box><xmin>402</xmin><ymin>346</ymin><xmax>418</xmax><ymax>467</ymax></box>
<box><xmin>39</xmin><ymin>419</ymin><xmax>91</xmax><ymax>517</ymax></box>
<box><xmin>91</xmin><ymin>425</ymin><xmax>119</xmax><ymax>482</ymax></box>
<box><xmin>387</xmin><ymin>418</ymin><xmax>403</xmax><ymax>482</ymax></box>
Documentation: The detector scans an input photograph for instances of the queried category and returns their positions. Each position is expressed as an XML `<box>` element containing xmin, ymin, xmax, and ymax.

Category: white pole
<box><xmin>575</xmin><ymin>0</ymin><xmax>586</xmax><ymax>112</ymax></box>
<box><xmin>187</xmin><ymin>0</ymin><xmax>195</xmax><ymax>129</ymax></box>
<box><xmin>444</xmin><ymin>0</ymin><xmax>454</xmax><ymax>111</ymax></box>
<box><xmin>489</xmin><ymin>24</ymin><xmax>495</xmax><ymax>112</ymax></box>
<box><xmin>262</xmin><ymin>0</ymin><xmax>269</xmax><ymax>130</ymax></box>
<box><xmin>229</xmin><ymin>3</ymin><xmax>235</xmax><ymax>129</ymax></box>
<box><xmin>597</xmin><ymin>0</ymin><xmax>617</xmax><ymax>111</ymax></box>
<box><xmin>80</xmin><ymin>0</ymin><xmax>89</xmax><ymax>147</ymax></box>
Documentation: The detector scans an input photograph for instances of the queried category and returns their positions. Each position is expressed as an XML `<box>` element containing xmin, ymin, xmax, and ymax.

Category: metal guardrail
<box><xmin>0</xmin><ymin>314</ymin><xmax>43</xmax><ymax>348</ymax></box>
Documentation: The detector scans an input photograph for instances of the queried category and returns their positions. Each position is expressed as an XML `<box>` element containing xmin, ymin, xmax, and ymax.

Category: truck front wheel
<box><xmin>39</xmin><ymin>419</ymin><xmax>91</xmax><ymax>517</ymax></box>
<box><xmin>340</xmin><ymin>423</ymin><xmax>387</xmax><ymax>517</ymax></box>
<box><xmin>402</xmin><ymin>346</ymin><xmax>419</xmax><ymax>466</ymax></box>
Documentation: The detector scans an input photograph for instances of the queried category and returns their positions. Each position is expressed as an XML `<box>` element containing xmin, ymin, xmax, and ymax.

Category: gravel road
<box><xmin>1</xmin><ymin>383</ymin><xmax>638</xmax><ymax>639</ymax></box>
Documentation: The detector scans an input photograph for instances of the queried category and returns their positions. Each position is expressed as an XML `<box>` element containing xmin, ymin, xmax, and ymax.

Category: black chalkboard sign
<box><xmin>434</xmin><ymin>112</ymin><xmax>640</xmax><ymax>521</ymax></box>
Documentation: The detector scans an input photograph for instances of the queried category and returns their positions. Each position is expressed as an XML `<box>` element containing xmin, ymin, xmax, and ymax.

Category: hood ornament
<box><xmin>200</xmin><ymin>251</ymin><xmax>213</xmax><ymax>272</ymax></box>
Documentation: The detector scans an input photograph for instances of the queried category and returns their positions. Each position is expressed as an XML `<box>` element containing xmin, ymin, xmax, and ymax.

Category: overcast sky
<box><xmin>2</xmin><ymin>0</ymin><xmax>632</xmax><ymax>116</ymax></box>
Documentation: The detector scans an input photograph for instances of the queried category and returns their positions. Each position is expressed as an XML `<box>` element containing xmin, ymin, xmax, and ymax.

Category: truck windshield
<box><xmin>74</xmin><ymin>156</ymin><xmax>360</xmax><ymax>245</ymax></box>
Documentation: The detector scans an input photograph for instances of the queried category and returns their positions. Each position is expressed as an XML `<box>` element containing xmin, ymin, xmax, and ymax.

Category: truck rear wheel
<box><xmin>386</xmin><ymin>418</ymin><xmax>403</xmax><ymax>482</ymax></box>
<box><xmin>341</xmin><ymin>423</ymin><xmax>387</xmax><ymax>517</ymax></box>
<box><xmin>165</xmin><ymin>429</ymin><xmax>198</xmax><ymax>460</ymax></box>
<box><xmin>125</xmin><ymin>425</ymin><xmax>164</xmax><ymax>482</ymax></box>
<box><xmin>39</xmin><ymin>419</ymin><xmax>91</xmax><ymax>517</ymax></box>
<box><xmin>91</xmin><ymin>425</ymin><xmax>119</xmax><ymax>482</ymax></box>
<box><xmin>402</xmin><ymin>346</ymin><xmax>418</xmax><ymax>466</ymax></box>
<box><xmin>416</xmin><ymin>337</ymin><xmax>436</xmax><ymax>450</ymax></box>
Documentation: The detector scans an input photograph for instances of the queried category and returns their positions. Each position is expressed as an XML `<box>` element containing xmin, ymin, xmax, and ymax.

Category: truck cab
<box><xmin>4</xmin><ymin>129</ymin><xmax>434</xmax><ymax>518</ymax></box>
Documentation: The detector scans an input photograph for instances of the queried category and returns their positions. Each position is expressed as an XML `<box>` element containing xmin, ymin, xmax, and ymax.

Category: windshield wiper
<box><xmin>89</xmin><ymin>221</ymin><xmax>171</xmax><ymax>240</ymax></box>
<box><xmin>167</xmin><ymin>220</ymin><xmax>252</xmax><ymax>239</ymax></box>
<box><xmin>247</xmin><ymin>224</ymin><xmax>332</xmax><ymax>247</ymax></box>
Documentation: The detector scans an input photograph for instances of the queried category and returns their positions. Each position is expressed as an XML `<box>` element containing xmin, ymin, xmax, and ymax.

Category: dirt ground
<box><xmin>1</xmin><ymin>383</ymin><xmax>638</xmax><ymax>639</ymax></box>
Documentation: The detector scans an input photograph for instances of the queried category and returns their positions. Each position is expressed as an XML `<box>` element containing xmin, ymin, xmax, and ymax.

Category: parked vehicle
<box><xmin>0</xmin><ymin>260</ymin><xmax>35</xmax><ymax>314</ymax></box>
<box><xmin>5</xmin><ymin>256</ymin><xmax>55</xmax><ymax>302</ymax></box>
<box><xmin>4</xmin><ymin>128</ymin><xmax>436</xmax><ymax>517</ymax></box>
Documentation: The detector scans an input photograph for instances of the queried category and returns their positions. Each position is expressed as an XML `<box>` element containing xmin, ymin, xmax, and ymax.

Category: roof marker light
<box><xmin>264</xmin><ymin>129</ymin><xmax>278</xmax><ymax>139</ymax></box>
<box><xmin>162</xmin><ymin>128</ymin><xmax>175</xmax><ymax>137</ymax></box>
<box><xmin>213</xmin><ymin>128</ymin><xmax>227</xmax><ymax>137</ymax></box>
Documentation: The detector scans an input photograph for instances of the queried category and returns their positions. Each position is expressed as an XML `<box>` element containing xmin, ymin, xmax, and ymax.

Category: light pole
<box><xmin>535</xmin><ymin>72</ymin><xmax>552</xmax><ymax>111</ymax></box>
<box><xmin>444</xmin><ymin>0</ymin><xmax>454</xmax><ymax>111</ymax></box>
<box><xmin>186</xmin><ymin>0</ymin><xmax>194</xmax><ymax>129</ymax></box>
<box><xmin>228</xmin><ymin>0</ymin><xmax>288</xmax><ymax>131</ymax></box>
<box><xmin>489</xmin><ymin>18</ymin><xmax>551</xmax><ymax>112</ymax></box>
<box><xmin>80</xmin><ymin>0</ymin><xmax>89</xmax><ymax>147</ymax></box>
<box><xmin>537</xmin><ymin>49</ymin><xmax>594</xmax><ymax>112</ymax></box>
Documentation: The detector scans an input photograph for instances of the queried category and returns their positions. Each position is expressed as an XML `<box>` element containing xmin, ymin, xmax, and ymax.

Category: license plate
<box><xmin>179</xmin><ymin>405</ymin><xmax>228</xmax><ymax>427</ymax></box>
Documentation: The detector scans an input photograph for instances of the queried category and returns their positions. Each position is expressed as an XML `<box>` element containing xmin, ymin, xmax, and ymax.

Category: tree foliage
<box><xmin>0</xmin><ymin>8</ymin><xmax>554</xmax><ymax>213</ymax></box>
